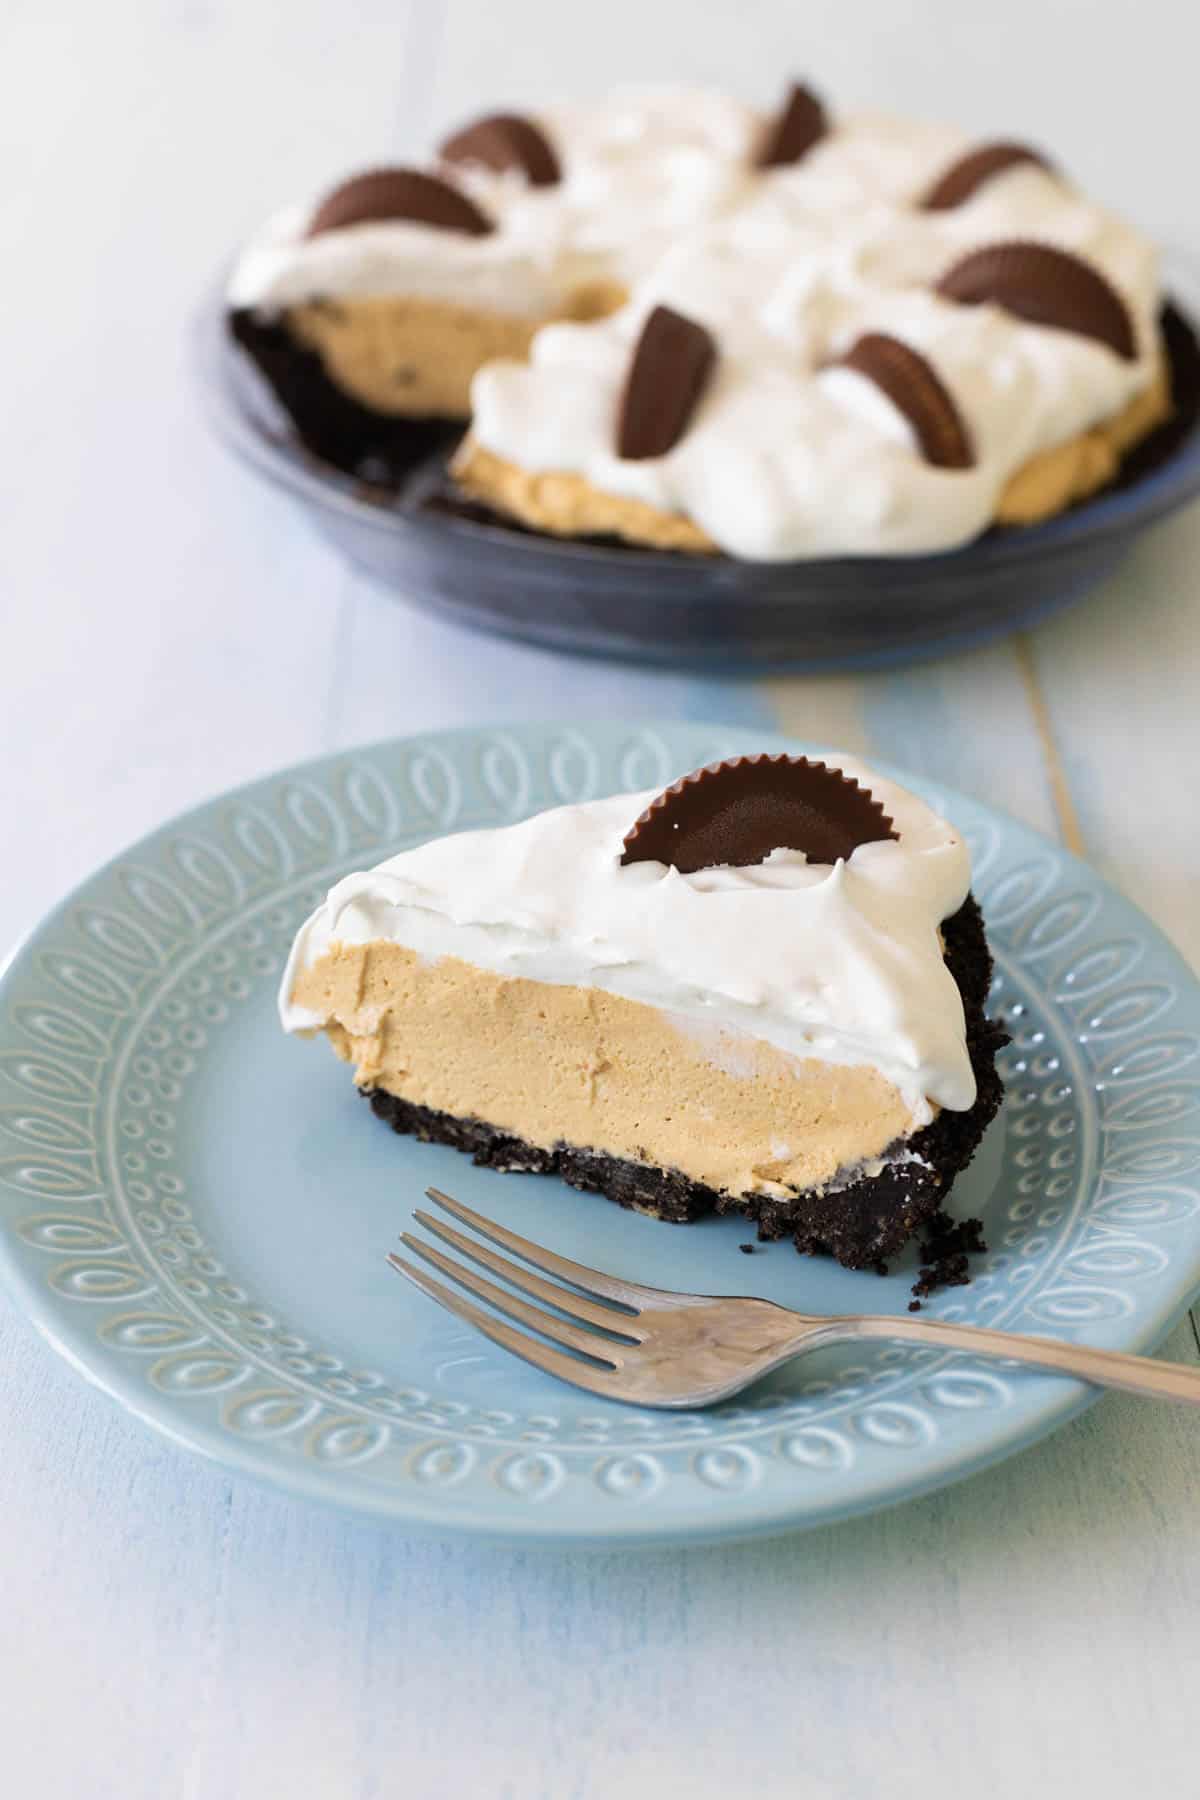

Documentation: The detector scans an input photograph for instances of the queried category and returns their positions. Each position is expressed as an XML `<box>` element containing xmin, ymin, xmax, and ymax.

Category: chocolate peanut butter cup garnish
<box><xmin>617</xmin><ymin>305</ymin><xmax>717</xmax><ymax>461</ymax></box>
<box><xmin>439</xmin><ymin>112</ymin><xmax>561</xmax><ymax>187</ymax></box>
<box><xmin>621</xmin><ymin>755</ymin><xmax>897</xmax><ymax>873</ymax></box>
<box><xmin>834</xmin><ymin>333</ymin><xmax>974</xmax><ymax>469</ymax></box>
<box><xmin>307</xmin><ymin>167</ymin><xmax>493</xmax><ymax>237</ymax></box>
<box><xmin>921</xmin><ymin>141</ymin><xmax>1052</xmax><ymax>211</ymax></box>
<box><xmin>937</xmin><ymin>241</ymin><xmax>1136</xmax><ymax>360</ymax></box>
<box><xmin>756</xmin><ymin>82</ymin><xmax>828</xmax><ymax>169</ymax></box>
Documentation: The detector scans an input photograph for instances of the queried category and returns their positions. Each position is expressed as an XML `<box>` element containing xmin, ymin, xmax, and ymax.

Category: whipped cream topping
<box><xmin>229</xmin><ymin>86</ymin><xmax>1162</xmax><ymax>559</ymax></box>
<box><xmin>225</xmin><ymin>202</ymin><xmax>563</xmax><ymax>317</ymax></box>
<box><xmin>227</xmin><ymin>87</ymin><xmax>762</xmax><ymax>314</ymax></box>
<box><xmin>471</xmin><ymin>141</ymin><xmax>1161</xmax><ymax>557</ymax></box>
<box><xmin>280</xmin><ymin>755</ymin><xmax>977</xmax><ymax>1124</ymax></box>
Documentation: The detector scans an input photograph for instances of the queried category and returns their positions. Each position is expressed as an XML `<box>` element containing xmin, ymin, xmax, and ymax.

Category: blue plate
<box><xmin>2</xmin><ymin>721</ymin><xmax>1199</xmax><ymax>1545</ymax></box>
<box><xmin>202</xmin><ymin>273</ymin><xmax>1200</xmax><ymax>672</ymax></box>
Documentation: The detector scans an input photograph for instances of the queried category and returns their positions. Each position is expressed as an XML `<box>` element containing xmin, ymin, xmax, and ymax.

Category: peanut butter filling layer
<box><xmin>286</xmin><ymin>296</ymin><xmax>546</xmax><ymax>418</ymax></box>
<box><xmin>291</xmin><ymin>942</ymin><xmax>922</xmax><ymax>1197</ymax></box>
<box><xmin>452</xmin><ymin>357</ymin><xmax>1173</xmax><ymax>550</ymax></box>
<box><xmin>286</xmin><ymin>282</ymin><xmax>628</xmax><ymax>419</ymax></box>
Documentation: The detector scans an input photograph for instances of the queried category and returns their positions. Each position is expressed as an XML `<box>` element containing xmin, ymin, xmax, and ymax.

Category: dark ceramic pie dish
<box><xmin>201</xmin><ymin>263</ymin><xmax>1200</xmax><ymax>674</ymax></box>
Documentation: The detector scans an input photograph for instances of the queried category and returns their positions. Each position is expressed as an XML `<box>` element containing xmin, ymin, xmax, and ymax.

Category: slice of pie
<box><xmin>280</xmin><ymin>754</ymin><xmax>1005</xmax><ymax>1269</ymax></box>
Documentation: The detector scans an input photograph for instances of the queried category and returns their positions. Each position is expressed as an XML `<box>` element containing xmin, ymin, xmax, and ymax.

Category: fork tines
<box><xmin>387</xmin><ymin>1188</ymin><xmax>648</xmax><ymax>1397</ymax></box>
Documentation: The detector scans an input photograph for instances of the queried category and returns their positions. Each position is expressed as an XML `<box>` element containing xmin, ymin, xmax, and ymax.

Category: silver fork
<box><xmin>388</xmin><ymin>1188</ymin><xmax>1200</xmax><ymax>1410</ymax></box>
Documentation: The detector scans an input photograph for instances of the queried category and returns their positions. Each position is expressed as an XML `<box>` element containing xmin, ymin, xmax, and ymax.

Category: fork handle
<box><xmin>833</xmin><ymin>1314</ymin><xmax>1200</xmax><ymax>1404</ymax></box>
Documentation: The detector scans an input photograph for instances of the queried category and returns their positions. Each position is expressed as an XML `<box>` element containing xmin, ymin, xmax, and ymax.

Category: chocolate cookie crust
<box><xmin>229</xmin><ymin>308</ymin><xmax>460</xmax><ymax>480</ymax></box>
<box><xmin>363</xmin><ymin>894</ymin><xmax>1006</xmax><ymax>1271</ymax></box>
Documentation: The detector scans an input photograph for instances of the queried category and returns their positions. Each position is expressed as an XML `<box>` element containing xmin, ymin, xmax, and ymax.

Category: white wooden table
<box><xmin>4</xmin><ymin>5</ymin><xmax>1199</xmax><ymax>1795</ymax></box>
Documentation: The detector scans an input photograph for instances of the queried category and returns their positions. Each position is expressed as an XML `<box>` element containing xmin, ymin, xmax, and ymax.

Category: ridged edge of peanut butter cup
<box><xmin>616</xmin><ymin>305</ymin><xmax>718</xmax><ymax>461</ymax></box>
<box><xmin>937</xmin><ymin>239</ymin><xmax>1136</xmax><ymax>360</ymax></box>
<box><xmin>439</xmin><ymin>112</ymin><xmax>561</xmax><ymax>187</ymax></box>
<box><xmin>833</xmin><ymin>333</ymin><xmax>975</xmax><ymax>469</ymax></box>
<box><xmin>921</xmin><ymin>141</ymin><xmax>1052</xmax><ymax>210</ymax></box>
<box><xmin>307</xmin><ymin>166</ymin><xmax>494</xmax><ymax>237</ymax></box>
<box><xmin>620</xmin><ymin>754</ymin><xmax>897</xmax><ymax>873</ymax></box>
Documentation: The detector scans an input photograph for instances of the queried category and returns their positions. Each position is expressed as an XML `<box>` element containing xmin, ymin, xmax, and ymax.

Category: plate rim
<box><xmin>3</xmin><ymin>719</ymin><xmax>1200</xmax><ymax>1545</ymax></box>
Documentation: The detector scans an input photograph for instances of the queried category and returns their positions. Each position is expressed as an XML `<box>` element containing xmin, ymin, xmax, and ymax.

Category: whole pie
<box><xmin>229</xmin><ymin>83</ymin><xmax>1176</xmax><ymax>559</ymax></box>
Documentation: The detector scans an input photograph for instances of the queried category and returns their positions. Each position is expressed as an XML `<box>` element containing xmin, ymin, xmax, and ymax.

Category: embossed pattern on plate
<box><xmin>1</xmin><ymin>722</ymin><xmax>1199</xmax><ymax>1545</ymax></box>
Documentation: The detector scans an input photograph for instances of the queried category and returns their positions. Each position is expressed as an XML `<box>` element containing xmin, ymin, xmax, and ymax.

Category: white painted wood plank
<box><xmin>0</xmin><ymin>0</ymin><xmax>427</xmax><ymax>956</ymax></box>
<box><xmin>319</xmin><ymin>570</ymin><xmax>785</xmax><ymax>748</ymax></box>
<box><xmin>1025</xmin><ymin>506</ymin><xmax>1200</xmax><ymax>967</ymax></box>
